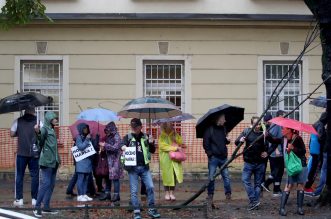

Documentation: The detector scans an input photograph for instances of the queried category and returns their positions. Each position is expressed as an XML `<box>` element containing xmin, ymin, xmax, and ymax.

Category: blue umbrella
<box><xmin>77</xmin><ymin>108</ymin><xmax>119</xmax><ymax>122</ymax></box>
<box><xmin>309</xmin><ymin>96</ymin><xmax>327</xmax><ymax>108</ymax></box>
<box><xmin>153</xmin><ymin>113</ymin><xmax>195</xmax><ymax>125</ymax></box>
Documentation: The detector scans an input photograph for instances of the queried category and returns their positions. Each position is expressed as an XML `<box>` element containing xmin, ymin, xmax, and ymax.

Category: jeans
<box><xmin>242</xmin><ymin>162</ymin><xmax>265</xmax><ymax>204</ymax></box>
<box><xmin>67</xmin><ymin>171</ymin><xmax>95</xmax><ymax>195</ymax></box>
<box><xmin>104</xmin><ymin>178</ymin><xmax>120</xmax><ymax>194</ymax></box>
<box><xmin>315</xmin><ymin>153</ymin><xmax>327</xmax><ymax>195</ymax></box>
<box><xmin>207</xmin><ymin>156</ymin><xmax>231</xmax><ymax>195</ymax></box>
<box><xmin>128</xmin><ymin>166</ymin><xmax>155</xmax><ymax>211</ymax></box>
<box><xmin>35</xmin><ymin>166</ymin><xmax>57</xmax><ymax>210</ymax></box>
<box><xmin>77</xmin><ymin>173</ymin><xmax>89</xmax><ymax>196</ymax></box>
<box><xmin>15</xmin><ymin>155</ymin><xmax>39</xmax><ymax>200</ymax></box>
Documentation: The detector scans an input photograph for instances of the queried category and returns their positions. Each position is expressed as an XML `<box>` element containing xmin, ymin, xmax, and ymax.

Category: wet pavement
<box><xmin>0</xmin><ymin>172</ymin><xmax>330</xmax><ymax>218</ymax></box>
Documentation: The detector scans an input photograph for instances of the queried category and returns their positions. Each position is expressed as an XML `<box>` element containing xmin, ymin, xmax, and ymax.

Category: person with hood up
<box><xmin>33</xmin><ymin>111</ymin><xmax>61</xmax><ymax>218</ymax></box>
<box><xmin>158</xmin><ymin>122</ymin><xmax>184</xmax><ymax>201</ymax></box>
<box><xmin>98</xmin><ymin>122</ymin><xmax>123</xmax><ymax>205</ymax></box>
<box><xmin>75</xmin><ymin>123</ymin><xmax>95</xmax><ymax>202</ymax></box>
<box><xmin>304</xmin><ymin>112</ymin><xmax>327</xmax><ymax>194</ymax></box>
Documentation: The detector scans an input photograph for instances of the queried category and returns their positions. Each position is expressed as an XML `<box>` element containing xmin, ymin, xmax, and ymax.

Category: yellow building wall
<box><xmin>0</xmin><ymin>25</ymin><xmax>324</xmax><ymax>128</ymax></box>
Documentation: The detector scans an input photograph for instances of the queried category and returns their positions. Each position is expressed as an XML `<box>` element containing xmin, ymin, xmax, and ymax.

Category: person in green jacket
<box><xmin>33</xmin><ymin>111</ymin><xmax>61</xmax><ymax>218</ymax></box>
<box><xmin>159</xmin><ymin>122</ymin><xmax>184</xmax><ymax>201</ymax></box>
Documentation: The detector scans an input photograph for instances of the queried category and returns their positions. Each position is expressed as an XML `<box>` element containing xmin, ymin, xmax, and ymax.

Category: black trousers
<box><xmin>305</xmin><ymin>154</ymin><xmax>320</xmax><ymax>189</ymax></box>
<box><xmin>269</xmin><ymin>157</ymin><xmax>284</xmax><ymax>191</ymax></box>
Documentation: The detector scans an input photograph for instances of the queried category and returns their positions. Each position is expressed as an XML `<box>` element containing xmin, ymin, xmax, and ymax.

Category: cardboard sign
<box><xmin>124</xmin><ymin>147</ymin><xmax>137</xmax><ymax>166</ymax></box>
<box><xmin>71</xmin><ymin>142</ymin><xmax>96</xmax><ymax>162</ymax></box>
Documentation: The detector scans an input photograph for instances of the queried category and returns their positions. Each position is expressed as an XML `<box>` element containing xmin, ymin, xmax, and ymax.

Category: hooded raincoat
<box><xmin>38</xmin><ymin>111</ymin><xmax>61</xmax><ymax>168</ymax></box>
<box><xmin>75</xmin><ymin>123</ymin><xmax>94</xmax><ymax>173</ymax></box>
<box><xmin>103</xmin><ymin>122</ymin><xmax>123</xmax><ymax>180</ymax></box>
<box><xmin>159</xmin><ymin>130</ymin><xmax>183</xmax><ymax>186</ymax></box>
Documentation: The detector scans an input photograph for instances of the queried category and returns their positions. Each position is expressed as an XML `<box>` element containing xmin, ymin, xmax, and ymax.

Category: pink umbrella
<box><xmin>69</xmin><ymin>119</ymin><xmax>106</xmax><ymax>139</ymax></box>
<box><xmin>269</xmin><ymin>117</ymin><xmax>318</xmax><ymax>135</ymax></box>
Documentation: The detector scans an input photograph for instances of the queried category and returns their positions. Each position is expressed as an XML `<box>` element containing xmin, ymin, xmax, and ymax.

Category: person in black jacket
<box><xmin>267</xmin><ymin>127</ymin><xmax>307</xmax><ymax>216</ymax></box>
<box><xmin>203</xmin><ymin>114</ymin><xmax>232</xmax><ymax>208</ymax></box>
<box><xmin>235</xmin><ymin>116</ymin><xmax>268</xmax><ymax>211</ymax></box>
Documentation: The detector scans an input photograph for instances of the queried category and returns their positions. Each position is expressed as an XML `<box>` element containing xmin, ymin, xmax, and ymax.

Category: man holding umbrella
<box><xmin>196</xmin><ymin>104</ymin><xmax>244</xmax><ymax>209</ymax></box>
<box><xmin>10</xmin><ymin>105</ymin><xmax>40</xmax><ymax>207</ymax></box>
<box><xmin>121</xmin><ymin>118</ymin><xmax>160</xmax><ymax>219</ymax></box>
<box><xmin>203</xmin><ymin>114</ymin><xmax>232</xmax><ymax>207</ymax></box>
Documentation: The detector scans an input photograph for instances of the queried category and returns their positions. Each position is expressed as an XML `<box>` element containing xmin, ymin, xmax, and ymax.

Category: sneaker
<box><xmin>32</xmin><ymin>198</ymin><xmax>37</xmax><ymax>207</ymax></box>
<box><xmin>272</xmin><ymin>192</ymin><xmax>282</xmax><ymax>197</ymax></box>
<box><xmin>42</xmin><ymin>209</ymin><xmax>59</xmax><ymax>214</ymax></box>
<box><xmin>261</xmin><ymin>183</ymin><xmax>271</xmax><ymax>193</ymax></box>
<box><xmin>304</xmin><ymin>192</ymin><xmax>316</xmax><ymax>197</ymax></box>
<box><xmin>13</xmin><ymin>199</ymin><xmax>23</xmax><ymax>207</ymax></box>
<box><xmin>33</xmin><ymin>208</ymin><xmax>42</xmax><ymax>218</ymax></box>
<box><xmin>248</xmin><ymin>201</ymin><xmax>260</xmax><ymax>211</ymax></box>
<box><xmin>304</xmin><ymin>188</ymin><xmax>314</xmax><ymax>194</ymax></box>
<box><xmin>84</xmin><ymin>194</ymin><xmax>93</xmax><ymax>201</ymax></box>
<box><xmin>77</xmin><ymin>195</ymin><xmax>88</xmax><ymax>202</ymax></box>
<box><xmin>147</xmin><ymin>208</ymin><xmax>161</xmax><ymax>218</ymax></box>
<box><xmin>133</xmin><ymin>212</ymin><xmax>142</xmax><ymax>219</ymax></box>
<box><xmin>225</xmin><ymin>193</ymin><xmax>231</xmax><ymax>200</ymax></box>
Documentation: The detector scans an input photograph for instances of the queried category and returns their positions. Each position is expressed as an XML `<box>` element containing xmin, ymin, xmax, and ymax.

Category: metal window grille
<box><xmin>263</xmin><ymin>61</ymin><xmax>302</xmax><ymax>120</ymax></box>
<box><xmin>143</xmin><ymin>61</ymin><xmax>184</xmax><ymax>110</ymax></box>
<box><xmin>21</xmin><ymin>61</ymin><xmax>63</xmax><ymax>125</ymax></box>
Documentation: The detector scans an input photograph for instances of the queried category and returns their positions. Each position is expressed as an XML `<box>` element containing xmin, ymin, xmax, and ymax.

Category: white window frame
<box><xmin>257</xmin><ymin>56</ymin><xmax>309</xmax><ymax>123</ymax></box>
<box><xmin>14</xmin><ymin>56</ymin><xmax>69</xmax><ymax>125</ymax></box>
<box><xmin>136</xmin><ymin>55</ymin><xmax>192</xmax><ymax>114</ymax></box>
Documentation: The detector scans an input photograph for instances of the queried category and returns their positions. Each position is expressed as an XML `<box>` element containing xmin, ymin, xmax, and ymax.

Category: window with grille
<box><xmin>143</xmin><ymin>61</ymin><xmax>184</xmax><ymax>110</ymax></box>
<box><xmin>21</xmin><ymin>61</ymin><xmax>63</xmax><ymax>125</ymax></box>
<box><xmin>263</xmin><ymin>61</ymin><xmax>302</xmax><ymax>120</ymax></box>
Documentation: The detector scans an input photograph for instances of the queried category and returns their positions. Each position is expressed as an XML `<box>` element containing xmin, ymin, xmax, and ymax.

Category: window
<box><xmin>21</xmin><ymin>61</ymin><xmax>63</xmax><ymax>125</ymax></box>
<box><xmin>143</xmin><ymin>60</ymin><xmax>184</xmax><ymax>110</ymax></box>
<box><xmin>263</xmin><ymin>61</ymin><xmax>302</xmax><ymax>120</ymax></box>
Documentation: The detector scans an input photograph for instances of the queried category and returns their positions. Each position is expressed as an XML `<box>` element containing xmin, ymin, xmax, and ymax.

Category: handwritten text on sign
<box><xmin>124</xmin><ymin>147</ymin><xmax>137</xmax><ymax>166</ymax></box>
<box><xmin>71</xmin><ymin>142</ymin><xmax>96</xmax><ymax>162</ymax></box>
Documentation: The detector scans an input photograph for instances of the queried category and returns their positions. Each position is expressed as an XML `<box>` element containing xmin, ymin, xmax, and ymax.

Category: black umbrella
<box><xmin>0</xmin><ymin>92</ymin><xmax>53</xmax><ymax>114</ymax></box>
<box><xmin>195</xmin><ymin>104</ymin><xmax>245</xmax><ymax>138</ymax></box>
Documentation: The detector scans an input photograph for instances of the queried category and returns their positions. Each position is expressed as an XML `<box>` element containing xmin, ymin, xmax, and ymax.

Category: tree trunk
<box><xmin>304</xmin><ymin>0</ymin><xmax>331</xmax><ymax>205</ymax></box>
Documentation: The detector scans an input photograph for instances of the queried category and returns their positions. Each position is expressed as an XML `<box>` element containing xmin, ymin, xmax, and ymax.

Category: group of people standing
<box><xmin>11</xmin><ymin>106</ymin><xmax>184</xmax><ymax>219</ymax></box>
<box><xmin>202</xmin><ymin>110</ymin><xmax>327</xmax><ymax>217</ymax></box>
<box><xmin>10</xmin><ymin>106</ymin><xmax>327</xmax><ymax>218</ymax></box>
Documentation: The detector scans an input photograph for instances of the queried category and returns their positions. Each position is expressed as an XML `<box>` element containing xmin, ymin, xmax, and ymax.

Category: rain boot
<box><xmin>279</xmin><ymin>191</ymin><xmax>290</xmax><ymax>216</ymax></box>
<box><xmin>297</xmin><ymin>190</ymin><xmax>304</xmax><ymax>215</ymax></box>
<box><xmin>99</xmin><ymin>192</ymin><xmax>111</xmax><ymax>201</ymax></box>
<box><xmin>112</xmin><ymin>193</ymin><xmax>121</xmax><ymax>206</ymax></box>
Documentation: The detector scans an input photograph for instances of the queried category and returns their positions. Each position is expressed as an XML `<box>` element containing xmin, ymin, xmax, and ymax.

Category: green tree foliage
<box><xmin>0</xmin><ymin>0</ymin><xmax>52</xmax><ymax>29</ymax></box>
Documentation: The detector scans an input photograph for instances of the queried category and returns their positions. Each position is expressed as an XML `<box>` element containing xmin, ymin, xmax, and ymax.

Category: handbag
<box><xmin>285</xmin><ymin>151</ymin><xmax>302</xmax><ymax>176</ymax></box>
<box><xmin>169</xmin><ymin>150</ymin><xmax>186</xmax><ymax>162</ymax></box>
<box><xmin>95</xmin><ymin>151</ymin><xmax>109</xmax><ymax>177</ymax></box>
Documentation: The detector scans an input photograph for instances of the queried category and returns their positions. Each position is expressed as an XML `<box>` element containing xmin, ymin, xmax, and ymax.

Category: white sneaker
<box><xmin>83</xmin><ymin>195</ymin><xmax>93</xmax><ymax>201</ymax></box>
<box><xmin>32</xmin><ymin>199</ymin><xmax>37</xmax><ymax>206</ymax></box>
<box><xmin>13</xmin><ymin>199</ymin><xmax>23</xmax><ymax>207</ymax></box>
<box><xmin>77</xmin><ymin>195</ymin><xmax>88</xmax><ymax>202</ymax></box>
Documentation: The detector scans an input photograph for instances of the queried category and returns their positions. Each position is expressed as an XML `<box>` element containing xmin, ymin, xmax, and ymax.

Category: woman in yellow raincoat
<box><xmin>159</xmin><ymin>122</ymin><xmax>184</xmax><ymax>201</ymax></box>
